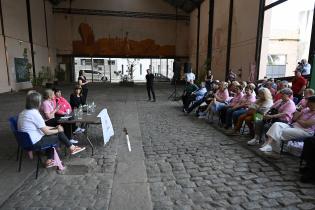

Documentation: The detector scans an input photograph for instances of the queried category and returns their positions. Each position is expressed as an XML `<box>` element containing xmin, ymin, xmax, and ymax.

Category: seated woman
<box><xmin>253</xmin><ymin>88</ymin><xmax>296</xmax><ymax>144</ymax></box>
<box><xmin>273</xmin><ymin>80</ymin><xmax>289</xmax><ymax>102</ymax></box>
<box><xmin>70</xmin><ymin>85</ymin><xmax>85</xmax><ymax>109</ymax></box>
<box><xmin>220</xmin><ymin>85</ymin><xmax>244</xmax><ymax>128</ymax></box>
<box><xmin>18</xmin><ymin>92</ymin><xmax>85</xmax><ymax>168</ymax></box>
<box><xmin>206</xmin><ymin>81</ymin><xmax>229</xmax><ymax>121</ymax></box>
<box><xmin>184</xmin><ymin>82</ymin><xmax>207</xmax><ymax>113</ymax></box>
<box><xmin>54</xmin><ymin>88</ymin><xmax>83</xmax><ymax>140</ymax></box>
<box><xmin>260</xmin><ymin>96</ymin><xmax>315</xmax><ymax>152</ymax></box>
<box><xmin>297</xmin><ymin>88</ymin><xmax>315</xmax><ymax>111</ymax></box>
<box><xmin>54</xmin><ymin>88</ymin><xmax>72</xmax><ymax>118</ymax></box>
<box><xmin>40</xmin><ymin>89</ymin><xmax>60</xmax><ymax>127</ymax></box>
<box><xmin>227</xmin><ymin>85</ymin><xmax>256</xmax><ymax>134</ymax></box>
<box><xmin>239</xmin><ymin>88</ymin><xmax>274</xmax><ymax>143</ymax></box>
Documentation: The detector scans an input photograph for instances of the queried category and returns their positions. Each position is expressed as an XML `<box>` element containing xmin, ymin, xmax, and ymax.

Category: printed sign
<box><xmin>97</xmin><ymin>108</ymin><xmax>114</xmax><ymax>145</ymax></box>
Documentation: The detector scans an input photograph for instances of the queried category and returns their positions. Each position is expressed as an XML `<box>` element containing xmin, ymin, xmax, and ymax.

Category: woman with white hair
<box><xmin>260</xmin><ymin>96</ymin><xmax>315</xmax><ymax>152</ymax></box>
<box><xmin>18</xmin><ymin>92</ymin><xmax>85</xmax><ymax>168</ymax></box>
<box><xmin>250</xmin><ymin>88</ymin><xmax>296</xmax><ymax>145</ymax></box>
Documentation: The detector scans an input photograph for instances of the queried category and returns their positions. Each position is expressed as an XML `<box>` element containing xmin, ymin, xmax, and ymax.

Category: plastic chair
<box><xmin>8</xmin><ymin>116</ymin><xmax>57</xmax><ymax>179</ymax></box>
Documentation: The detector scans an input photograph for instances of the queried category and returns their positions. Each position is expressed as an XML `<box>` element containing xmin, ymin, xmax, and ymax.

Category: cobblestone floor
<box><xmin>135</xmin><ymin>86</ymin><xmax>315</xmax><ymax>210</ymax></box>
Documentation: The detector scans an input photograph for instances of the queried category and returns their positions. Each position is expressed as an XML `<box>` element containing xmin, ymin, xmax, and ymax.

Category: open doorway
<box><xmin>74</xmin><ymin>57</ymin><xmax>174</xmax><ymax>83</ymax></box>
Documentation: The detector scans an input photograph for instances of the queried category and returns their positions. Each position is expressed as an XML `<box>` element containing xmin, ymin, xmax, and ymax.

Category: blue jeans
<box><xmin>211</xmin><ymin>102</ymin><xmax>226</xmax><ymax>113</ymax></box>
<box><xmin>232</xmin><ymin>109</ymin><xmax>247</xmax><ymax>125</ymax></box>
<box><xmin>225</xmin><ymin>108</ymin><xmax>235</xmax><ymax>128</ymax></box>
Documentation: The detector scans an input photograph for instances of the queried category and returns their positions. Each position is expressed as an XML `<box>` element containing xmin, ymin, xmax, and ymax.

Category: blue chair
<box><xmin>8</xmin><ymin>116</ymin><xmax>57</xmax><ymax>179</ymax></box>
<box><xmin>8</xmin><ymin>116</ymin><xmax>20</xmax><ymax>161</ymax></box>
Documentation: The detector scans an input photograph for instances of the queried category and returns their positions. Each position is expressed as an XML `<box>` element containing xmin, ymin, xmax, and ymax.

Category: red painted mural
<box><xmin>73</xmin><ymin>23</ymin><xmax>176</xmax><ymax>56</ymax></box>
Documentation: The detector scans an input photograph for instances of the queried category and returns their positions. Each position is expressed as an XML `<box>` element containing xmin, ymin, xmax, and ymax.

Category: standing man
<box><xmin>296</xmin><ymin>59</ymin><xmax>311</xmax><ymax>75</ymax></box>
<box><xmin>146</xmin><ymin>69</ymin><xmax>156</xmax><ymax>102</ymax></box>
<box><xmin>292</xmin><ymin>70</ymin><xmax>307</xmax><ymax>103</ymax></box>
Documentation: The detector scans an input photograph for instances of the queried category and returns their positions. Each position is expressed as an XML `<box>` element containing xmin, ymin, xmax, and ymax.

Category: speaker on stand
<box><xmin>168</xmin><ymin>61</ymin><xmax>180</xmax><ymax>100</ymax></box>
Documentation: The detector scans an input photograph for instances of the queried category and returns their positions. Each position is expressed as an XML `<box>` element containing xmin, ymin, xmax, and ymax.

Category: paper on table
<box><xmin>97</xmin><ymin>108</ymin><xmax>114</xmax><ymax>145</ymax></box>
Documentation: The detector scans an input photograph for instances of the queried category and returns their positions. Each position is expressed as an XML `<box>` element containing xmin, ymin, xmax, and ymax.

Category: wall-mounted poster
<box><xmin>14</xmin><ymin>57</ymin><xmax>29</xmax><ymax>83</ymax></box>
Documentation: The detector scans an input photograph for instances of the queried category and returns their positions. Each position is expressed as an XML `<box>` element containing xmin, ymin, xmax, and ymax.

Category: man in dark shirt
<box><xmin>292</xmin><ymin>70</ymin><xmax>307</xmax><ymax>103</ymax></box>
<box><xmin>182</xmin><ymin>79</ymin><xmax>199</xmax><ymax>111</ymax></box>
<box><xmin>146</xmin><ymin>69</ymin><xmax>156</xmax><ymax>102</ymax></box>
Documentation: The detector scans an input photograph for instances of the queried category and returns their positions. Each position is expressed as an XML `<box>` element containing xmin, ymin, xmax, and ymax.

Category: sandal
<box><xmin>70</xmin><ymin>146</ymin><xmax>86</xmax><ymax>155</ymax></box>
<box><xmin>45</xmin><ymin>159</ymin><xmax>55</xmax><ymax>168</ymax></box>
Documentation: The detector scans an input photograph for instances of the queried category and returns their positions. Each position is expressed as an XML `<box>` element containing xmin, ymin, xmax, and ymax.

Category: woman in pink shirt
<box><xmin>266</xmin><ymin>89</ymin><xmax>296</xmax><ymax>123</ymax></box>
<box><xmin>260</xmin><ymin>96</ymin><xmax>315</xmax><ymax>152</ymax></box>
<box><xmin>40</xmin><ymin>89</ymin><xmax>60</xmax><ymax>127</ymax></box>
<box><xmin>252</xmin><ymin>88</ymin><xmax>296</xmax><ymax>144</ymax></box>
<box><xmin>207</xmin><ymin>82</ymin><xmax>229</xmax><ymax>121</ymax></box>
<box><xmin>220</xmin><ymin>85</ymin><xmax>243</xmax><ymax>128</ymax></box>
<box><xmin>54</xmin><ymin>88</ymin><xmax>72</xmax><ymax>117</ymax></box>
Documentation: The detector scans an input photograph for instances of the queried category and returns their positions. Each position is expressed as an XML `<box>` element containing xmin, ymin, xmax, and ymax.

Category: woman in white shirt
<box><xmin>18</xmin><ymin>92</ymin><xmax>85</xmax><ymax>168</ymax></box>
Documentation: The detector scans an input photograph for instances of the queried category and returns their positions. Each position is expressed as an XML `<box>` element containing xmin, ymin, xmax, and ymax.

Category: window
<box><xmin>258</xmin><ymin>0</ymin><xmax>315</xmax><ymax>79</ymax></box>
<box><xmin>108</xmin><ymin>60</ymin><xmax>115</xmax><ymax>65</ymax></box>
<box><xmin>81</xmin><ymin>59</ymin><xmax>92</xmax><ymax>66</ymax></box>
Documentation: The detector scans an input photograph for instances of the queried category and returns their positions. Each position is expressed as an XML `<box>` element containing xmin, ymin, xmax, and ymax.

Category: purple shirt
<box><xmin>215</xmin><ymin>89</ymin><xmax>229</xmax><ymax>102</ymax></box>
<box><xmin>40</xmin><ymin>99</ymin><xmax>55</xmax><ymax>121</ymax></box>
<box><xmin>239</xmin><ymin>94</ymin><xmax>256</xmax><ymax>106</ymax></box>
<box><xmin>272</xmin><ymin>99</ymin><xmax>296</xmax><ymax>123</ymax></box>
<box><xmin>230</xmin><ymin>92</ymin><xmax>244</xmax><ymax>106</ymax></box>
<box><xmin>293</xmin><ymin>108</ymin><xmax>315</xmax><ymax>133</ymax></box>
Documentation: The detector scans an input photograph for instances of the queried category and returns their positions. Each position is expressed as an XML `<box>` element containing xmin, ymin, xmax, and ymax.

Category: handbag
<box><xmin>254</xmin><ymin>112</ymin><xmax>263</xmax><ymax>122</ymax></box>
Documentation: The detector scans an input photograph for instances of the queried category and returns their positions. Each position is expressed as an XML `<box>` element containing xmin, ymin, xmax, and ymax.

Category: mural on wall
<box><xmin>73</xmin><ymin>23</ymin><xmax>176</xmax><ymax>57</ymax></box>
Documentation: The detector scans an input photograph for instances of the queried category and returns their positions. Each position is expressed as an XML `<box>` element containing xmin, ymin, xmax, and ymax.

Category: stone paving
<box><xmin>0</xmin><ymin>83</ymin><xmax>315</xmax><ymax>210</ymax></box>
<box><xmin>0</xmin><ymin>84</ymin><xmax>122</xmax><ymax>210</ymax></box>
<box><xmin>135</xmin><ymin>86</ymin><xmax>315</xmax><ymax>210</ymax></box>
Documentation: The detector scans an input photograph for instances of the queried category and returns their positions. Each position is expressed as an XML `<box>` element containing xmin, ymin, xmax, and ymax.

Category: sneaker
<box><xmin>247</xmin><ymin>138</ymin><xmax>259</xmax><ymax>146</ymax></box>
<box><xmin>73</xmin><ymin>127</ymin><xmax>85</xmax><ymax>134</ymax></box>
<box><xmin>198</xmin><ymin>115</ymin><xmax>207</xmax><ymax>119</ymax></box>
<box><xmin>152</xmin><ymin>99</ymin><xmax>156</xmax><ymax>102</ymax></box>
<box><xmin>70</xmin><ymin>146</ymin><xmax>86</xmax><ymax>155</ymax></box>
<box><xmin>259</xmin><ymin>144</ymin><xmax>272</xmax><ymax>152</ymax></box>
<box><xmin>198</xmin><ymin>112</ymin><xmax>206</xmax><ymax>116</ymax></box>
<box><xmin>69</xmin><ymin>139</ymin><xmax>79</xmax><ymax>144</ymax></box>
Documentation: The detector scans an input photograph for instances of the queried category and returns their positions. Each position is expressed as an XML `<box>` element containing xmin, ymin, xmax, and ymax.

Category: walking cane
<box><xmin>123</xmin><ymin>128</ymin><xmax>132</xmax><ymax>152</ymax></box>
